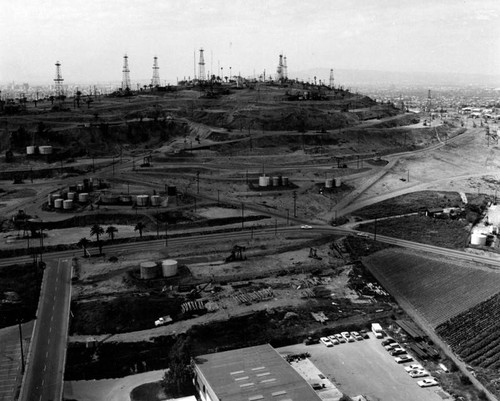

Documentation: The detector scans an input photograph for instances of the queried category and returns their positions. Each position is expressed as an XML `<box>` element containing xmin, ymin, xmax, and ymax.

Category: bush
<box><xmin>459</xmin><ymin>374</ymin><xmax>472</xmax><ymax>385</ymax></box>
<box><xmin>478</xmin><ymin>390</ymin><xmax>488</xmax><ymax>400</ymax></box>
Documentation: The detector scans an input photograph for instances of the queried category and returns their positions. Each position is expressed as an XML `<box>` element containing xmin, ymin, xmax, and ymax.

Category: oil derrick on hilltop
<box><xmin>198</xmin><ymin>48</ymin><xmax>206</xmax><ymax>81</ymax></box>
<box><xmin>329</xmin><ymin>68</ymin><xmax>334</xmax><ymax>89</ymax></box>
<box><xmin>283</xmin><ymin>56</ymin><xmax>288</xmax><ymax>79</ymax></box>
<box><xmin>276</xmin><ymin>54</ymin><xmax>285</xmax><ymax>82</ymax></box>
<box><xmin>151</xmin><ymin>56</ymin><xmax>160</xmax><ymax>87</ymax></box>
<box><xmin>54</xmin><ymin>61</ymin><xmax>64</xmax><ymax>98</ymax></box>
<box><xmin>122</xmin><ymin>54</ymin><xmax>131</xmax><ymax>91</ymax></box>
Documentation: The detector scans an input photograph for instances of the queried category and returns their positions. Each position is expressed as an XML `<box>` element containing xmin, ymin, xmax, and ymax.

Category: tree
<box><xmin>90</xmin><ymin>224</ymin><xmax>104</xmax><ymax>254</ymax></box>
<box><xmin>161</xmin><ymin>336</ymin><xmax>194</xmax><ymax>397</ymax></box>
<box><xmin>135</xmin><ymin>222</ymin><xmax>145</xmax><ymax>238</ymax></box>
<box><xmin>106</xmin><ymin>226</ymin><xmax>118</xmax><ymax>240</ymax></box>
<box><xmin>77</xmin><ymin>237</ymin><xmax>90</xmax><ymax>257</ymax></box>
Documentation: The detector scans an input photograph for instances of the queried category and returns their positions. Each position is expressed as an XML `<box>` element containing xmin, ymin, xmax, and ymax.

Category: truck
<box><xmin>155</xmin><ymin>315</ymin><xmax>173</xmax><ymax>327</ymax></box>
<box><xmin>371</xmin><ymin>323</ymin><xmax>384</xmax><ymax>338</ymax></box>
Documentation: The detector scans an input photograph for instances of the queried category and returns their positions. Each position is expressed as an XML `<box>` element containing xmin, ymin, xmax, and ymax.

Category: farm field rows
<box><xmin>437</xmin><ymin>292</ymin><xmax>500</xmax><ymax>370</ymax></box>
<box><xmin>363</xmin><ymin>248</ymin><xmax>500</xmax><ymax>327</ymax></box>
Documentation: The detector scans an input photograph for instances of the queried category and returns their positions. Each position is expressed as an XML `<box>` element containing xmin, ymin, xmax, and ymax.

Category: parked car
<box><xmin>381</xmin><ymin>338</ymin><xmax>395</xmax><ymax>346</ymax></box>
<box><xmin>395</xmin><ymin>355</ymin><xmax>413</xmax><ymax>363</ymax></box>
<box><xmin>384</xmin><ymin>343</ymin><xmax>399</xmax><ymax>351</ymax></box>
<box><xmin>154</xmin><ymin>315</ymin><xmax>173</xmax><ymax>326</ymax></box>
<box><xmin>417</xmin><ymin>378</ymin><xmax>438</xmax><ymax>387</ymax></box>
<box><xmin>328</xmin><ymin>335</ymin><xmax>340</xmax><ymax>345</ymax></box>
<box><xmin>404</xmin><ymin>364</ymin><xmax>424</xmax><ymax>372</ymax></box>
<box><xmin>304</xmin><ymin>336</ymin><xmax>318</xmax><ymax>345</ymax></box>
<box><xmin>334</xmin><ymin>333</ymin><xmax>346</xmax><ymax>343</ymax></box>
<box><xmin>320</xmin><ymin>337</ymin><xmax>333</xmax><ymax>347</ymax></box>
<box><xmin>301</xmin><ymin>225</ymin><xmax>313</xmax><ymax>229</ymax></box>
<box><xmin>350</xmin><ymin>331</ymin><xmax>363</xmax><ymax>341</ymax></box>
<box><xmin>341</xmin><ymin>331</ymin><xmax>355</xmax><ymax>342</ymax></box>
<box><xmin>409</xmin><ymin>370</ymin><xmax>429</xmax><ymax>378</ymax></box>
<box><xmin>360</xmin><ymin>330</ymin><xmax>370</xmax><ymax>339</ymax></box>
<box><xmin>390</xmin><ymin>348</ymin><xmax>407</xmax><ymax>356</ymax></box>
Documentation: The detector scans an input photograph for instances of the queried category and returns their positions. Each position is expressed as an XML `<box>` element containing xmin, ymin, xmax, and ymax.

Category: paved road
<box><xmin>19</xmin><ymin>258</ymin><xmax>71</xmax><ymax>401</ymax></box>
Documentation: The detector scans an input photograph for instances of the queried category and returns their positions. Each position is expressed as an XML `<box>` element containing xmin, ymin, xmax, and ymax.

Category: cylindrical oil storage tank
<box><xmin>334</xmin><ymin>177</ymin><xmax>342</xmax><ymax>187</ymax></box>
<box><xmin>325</xmin><ymin>178</ymin><xmax>334</xmax><ymax>188</ymax></box>
<box><xmin>51</xmin><ymin>193</ymin><xmax>61</xmax><ymax>203</ymax></box>
<box><xmin>161</xmin><ymin>259</ymin><xmax>178</xmax><ymax>277</ymax></box>
<box><xmin>136</xmin><ymin>195</ymin><xmax>149</xmax><ymax>206</ymax></box>
<box><xmin>54</xmin><ymin>198</ymin><xmax>63</xmax><ymax>209</ymax></box>
<box><xmin>259</xmin><ymin>176</ymin><xmax>270</xmax><ymax>187</ymax></box>
<box><xmin>77</xmin><ymin>183</ymin><xmax>84</xmax><ymax>191</ymax></box>
<box><xmin>101</xmin><ymin>194</ymin><xmax>118</xmax><ymax>204</ymax></box>
<box><xmin>150</xmin><ymin>195</ymin><xmax>161</xmax><ymax>206</ymax></box>
<box><xmin>67</xmin><ymin>192</ymin><xmax>75</xmax><ymax>200</ymax></box>
<box><xmin>282</xmin><ymin>177</ymin><xmax>289</xmax><ymax>186</ymax></box>
<box><xmin>78</xmin><ymin>192</ymin><xmax>89</xmax><ymax>203</ymax></box>
<box><xmin>272</xmin><ymin>176</ymin><xmax>280</xmax><ymax>187</ymax></box>
<box><xmin>26</xmin><ymin>146</ymin><xmax>36</xmax><ymax>155</ymax></box>
<box><xmin>167</xmin><ymin>186</ymin><xmax>177</xmax><ymax>196</ymax></box>
<box><xmin>471</xmin><ymin>232</ymin><xmax>487</xmax><ymax>246</ymax></box>
<box><xmin>140</xmin><ymin>261</ymin><xmax>160</xmax><ymax>280</ymax></box>
<box><xmin>39</xmin><ymin>145</ymin><xmax>53</xmax><ymax>155</ymax></box>
<box><xmin>119</xmin><ymin>195</ymin><xmax>132</xmax><ymax>204</ymax></box>
<box><xmin>63</xmin><ymin>200</ymin><xmax>73</xmax><ymax>210</ymax></box>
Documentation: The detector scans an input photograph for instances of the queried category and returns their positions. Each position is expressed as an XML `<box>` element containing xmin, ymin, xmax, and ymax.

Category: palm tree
<box><xmin>106</xmin><ymin>225</ymin><xmax>118</xmax><ymax>240</ymax></box>
<box><xmin>90</xmin><ymin>224</ymin><xmax>104</xmax><ymax>254</ymax></box>
<box><xmin>77</xmin><ymin>237</ymin><xmax>90</xmax><ymax>257</ymax></box>
<box><xmin>135</xmin><ymin>222</ymin><xmax>145</xmax><ymax>238</ymax></box>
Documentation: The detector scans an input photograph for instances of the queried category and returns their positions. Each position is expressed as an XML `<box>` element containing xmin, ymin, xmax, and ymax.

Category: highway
<box><xmin>19</xmin><ymin>258</ymin><xmax>71</xmax><ymax>401</ymax></box>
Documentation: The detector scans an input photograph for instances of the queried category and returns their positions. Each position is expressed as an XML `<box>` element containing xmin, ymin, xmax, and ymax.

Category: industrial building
<box><xmin>193</xmin><ymin>344</ymin><xmax>322</xmax><ymax>401</ymax></box>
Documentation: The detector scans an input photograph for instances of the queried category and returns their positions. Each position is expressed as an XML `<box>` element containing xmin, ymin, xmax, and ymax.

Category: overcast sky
<box><xmin>1</xmin><ymin>0</ymin><xmax>499</xmax><ymax>85</ymax></box>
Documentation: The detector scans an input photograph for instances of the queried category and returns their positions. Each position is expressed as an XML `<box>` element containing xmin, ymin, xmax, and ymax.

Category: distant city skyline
<box><xmin>1</xmin><ymin>0</ymin><xmax>499</xmax><ymax>86</ymax></box>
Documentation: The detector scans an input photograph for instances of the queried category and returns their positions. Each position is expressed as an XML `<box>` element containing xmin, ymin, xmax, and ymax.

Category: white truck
<box><xmin>371</xmin><ymin>323</ymin><xmax>384</xmax><ymax>338</ymax></box>
<box><xmin>155</xmin><ymin>315</ymin><xmax>173</xmax><ymax>327</ymax></box>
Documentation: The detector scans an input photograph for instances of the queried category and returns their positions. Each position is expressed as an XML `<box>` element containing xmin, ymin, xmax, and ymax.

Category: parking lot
<box><xmin>278</xmin><ymin>335</ymin><xmax>452</xmax><ymax>401</ymax></box>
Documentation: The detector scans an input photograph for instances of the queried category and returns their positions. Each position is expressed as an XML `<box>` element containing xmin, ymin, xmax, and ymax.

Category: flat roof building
<box><xmin>193</xmin><ymin>344</ymin><xmax>322</xmax><ymax>401</ymax></box>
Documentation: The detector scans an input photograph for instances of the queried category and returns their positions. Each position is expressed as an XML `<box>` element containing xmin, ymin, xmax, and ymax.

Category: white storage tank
<box><xmin>54</xmin><ymin>198</ymin><xmax>63</xmax><ymax>209</ymax></box>
<box><xmin>136</xmin><ymin>195</ymin><xmax>149</xmax><ymax>206</ymax></box>
<box><xmin>67</xmin><ymin>192</ymin><xmax>75</xmax><ymax>200</ymax></box>
<box><xmin>78</xmin><ymin>193</ymin><xmax>89</xmax><ymax>202</ymax></box>
<box><xmin>334</xmin><ymin>177</ymin><xmax>342</xmax><ymax>187</ymax></box>
<box><xmin>51</xmin><ymin>193</ymin><xmax>61</xmax><ymax>202</ymax></box>
<box><xmin>161</xmin><ymin>259</ymin><xmax>178</xmax><ymax>277</ymax></box>
<box><xmin>272</xmin><ymin>176</ymin><xmax>280</xmax><ymax>187</ymax></box>
<box><xmin>258</xmin><ymin>176</ymin><xmax>270</xmax><ymax>187</ymax></box>
<box><xmin>471</xmin><ymin>232</ymin><xmax>487</xmax><ymax>246</ymax></box>
<box><xmin>26</xmin><ymin>146</ymin><xmax>36</xmax><ymax>155</ymax></box>
<box><xmin>150</xmin><ymin>195</ymin><xmax>161</xmax><ymax>206</ymax></box>
<box><xmin>39</xmin><ymin>145</ymin><xmax>53</xmax><ymax>155</ymax></box>
<box><xmin>77</xmin><ymin>183</ymin><xmax>85</xmax><ymax>191</ymax></box>
<box><xmin>63</xmin><ymin>200</ymin><xmax>73</xmax><ymax>210</ymax></box>
<box><xmin>325</xmin><ymin>178</ymin><xmax>334</xmax><ymax>188</ymax></box>
<box><xmin>140</xmin><ymin>261</ymin><xmax>160</xmax><ymax>280</ymax></box>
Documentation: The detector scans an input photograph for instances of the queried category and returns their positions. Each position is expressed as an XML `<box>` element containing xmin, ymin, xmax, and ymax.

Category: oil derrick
<box><xmin>54</xmin><ymin>61</ymin><xmax>64</xmax><ymax>98</ymax></box>
<box><xmin>198</xmin><ymin>48</ymin><xmax>205</xmax><ymax>81</ymax></box>
<box><xmin>283</xmin><ymin>56</ymin><xmax>288</xmax><ymax>79</ymax></box>
<box><xmin>276</xmin><ymin>54</ymin><xmax>284</xmax><ymax>81</ymax></box>
<box><xmin>329</xmin><ymin>69</ymin><xmax>334</xmax><ymax>89</ymax></box>
<box><xmin>151</xmin><ymin>56</ymin><xmax>160</xmax><ymax>87</ymax></box>
<box><xmin>426</xmin><ymin>89</ymin><xmax>432</xmax><ymax>113</ymax></box>
<box><xmin>122</xmin><ymin>54</ymin><xmax>131</xmax><ymax>90</ymax></box>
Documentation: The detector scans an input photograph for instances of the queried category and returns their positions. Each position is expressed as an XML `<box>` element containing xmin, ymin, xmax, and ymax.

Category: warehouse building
<box><xmin>193</xmin><ymin>344</ymin><xmax>322</xmax><ymax>401</ymax></box>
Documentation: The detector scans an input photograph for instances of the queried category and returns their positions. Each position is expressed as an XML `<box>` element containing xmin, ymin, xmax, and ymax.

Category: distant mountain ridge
<box><xmin>291</xmin><ymin>68</ymin><xmax>500</xmax><ymax>88</ymax></box>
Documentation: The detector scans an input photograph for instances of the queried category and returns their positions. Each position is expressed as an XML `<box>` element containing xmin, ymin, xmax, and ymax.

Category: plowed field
<box><xmin>363</xmin><ymin>248</ymin><xmax>500</xmax><ymax>327</ymax></box>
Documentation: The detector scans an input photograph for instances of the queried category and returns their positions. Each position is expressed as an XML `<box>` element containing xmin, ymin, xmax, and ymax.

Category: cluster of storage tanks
<box><xmin>324</xmin><ymin>177</ymin><xmax>342</xmax><ymax>188</ymax></box>
<box><xmin>48</xmin><ymin>178</ymin><xmax>100</xmax><ymax>210</ymax></box>
<box><xmin>140</xmin><ymin>259</ymin><xmax>178</xmax><ymax>279</ymax></box>
<box><xmin>26</xmin><ymin>145</ymin><xmax>53</xmax><ymax>155</ymax></box>
<box><xmin>258</xmin><ymin>175</ymin><xmax>289</xmax><ymax>187</ymax></box>
<box><xmin>470</xmin><ymin>226</ymin><xmax>499</xmax><ymax>247</ymax></box>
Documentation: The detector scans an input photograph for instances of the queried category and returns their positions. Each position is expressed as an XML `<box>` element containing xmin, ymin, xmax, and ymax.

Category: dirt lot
<box><xmin>279</xmin><ymin>337</ymin><xmax>451</xmax><ymax>401</ymax></box>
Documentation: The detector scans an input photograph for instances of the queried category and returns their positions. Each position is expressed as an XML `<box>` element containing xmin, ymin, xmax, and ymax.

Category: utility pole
<box><xmin>165</xmin><ymin>223</ymin><xmax>168</xmax><ymax>247</ymax></box>
<box><xmin>241</xmin><ymin>203</ymin><xmax>245</xmax><ymax>229</ymax></box>
<box><xmin>194</xmin><ymin>197</ymin><xmax>197</xmax><ymax>212</ymax></box>
<box><xmin>286</xmin><ymin>209</ymin><xmax>289</xmax><ymax>226</ymax></box>
<box><xmin>374</xmin><ymin>218</ymin><xmax>377</xmax><ymax>241</ymax></box>
<box><xmin>293</xmin><ymin>191</ymin><xmax>297</xmax><ymax>217</ymax></box>
<box><xmin>196</xmin><ymin>171</ymin><xmax>200</xmax><ymax>194</ymax></box>
<box><xmin>18</xmin><ymin>321</ymin><xmax>25</xmax><ymax>374</ymax></box>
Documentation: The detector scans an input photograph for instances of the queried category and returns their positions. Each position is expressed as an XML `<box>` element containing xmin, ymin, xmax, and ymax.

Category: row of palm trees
<box><xmin>77</xmin><ymin>222</ymin><xmax>146</xmax><ymax>257</ymax></box>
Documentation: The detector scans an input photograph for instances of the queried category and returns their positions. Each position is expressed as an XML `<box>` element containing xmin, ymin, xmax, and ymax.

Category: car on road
<box><xmin>334</xmin><ymin>333</ymin><xmax>346</xmax><ymax>343</ymax></box>
<box><xmin>395</xmin><ymin>355</ymin><xmax>413</xmax><ymax>363</ymax></box>
<box><xmin>350</xmin><ymin>331</ymin><xmax>363</xmax><ymax>341</ymax></box>
<box><xmin>417</xmin><ymin>378</ymin><xmax>438</xmax><ymax>387</ymax></box>
<box><xmin>320</xmin><ymin>337</ymin><xmax>333</xmax><ymax>347</ymax></box>
<box><xmin>154</xmin><ymin>316</ymin><xmax>173</xmax><ymax>326</ymax></box>
<box><xmin>300</xmin><ymin>225</ymin><xmax>313</xmax><ymax>229</ymax></box>
<box><xmin>328</xmin><ymin>335</ymin><xmax>340</xmax><ymax>345</ymax></box>
<box><xmin>356</xmin><ymin>232</ymin><xmax>370</xmax><ymax>238</ymax></box>
<box><xmin>341</xmin><ymin>331</ymin><xmax>355</xmax><ymax>342</ymax></box>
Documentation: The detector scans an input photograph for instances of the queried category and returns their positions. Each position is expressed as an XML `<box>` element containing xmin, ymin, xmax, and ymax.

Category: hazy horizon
<box><xmin>1</xmin><ymin>0</ymin><xmax>499</xmax><ymax>86</ymax></box>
